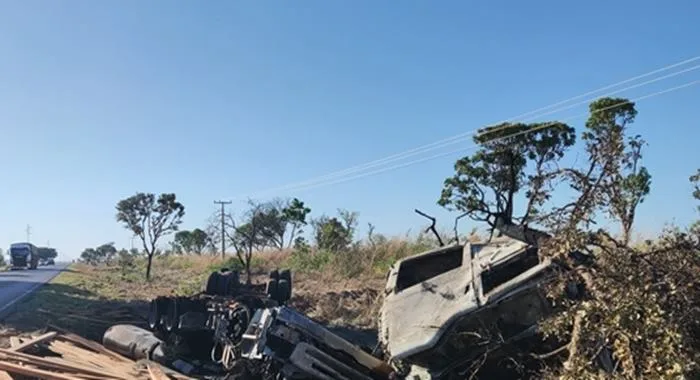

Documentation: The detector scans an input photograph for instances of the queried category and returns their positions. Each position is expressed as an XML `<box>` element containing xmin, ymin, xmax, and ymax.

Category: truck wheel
<box><xmin>164</xmin><ymin>298</ymin><xmax>180</xmax><ymax>332</ymax></box>
<box><xmin>277</xmin><ymin>279</ymin><xmax>291</xmax><ymax>304</ymax></box>
<box><xmin>279</xmin><ymin>269</ymin><xmax>292</xmax><ymax>297</ymax></box>
<box><xmin>148</xmin><ymin>298</ymin><xmax>161</xmax><ymax>330</ymax></box>
<box><xmin>265</xmin><ymin>279</ymin><xmax>279</xmax><ymax>301</ymax></box>
<box><xmin>205</xmin><ymin>272</ymin><xmax>221</xmax><ymax>295</ymax></box>
<box><xmin>225</xmin><ymin>271</ymin><xmax>240</xmax><ymax>296</ymax></box>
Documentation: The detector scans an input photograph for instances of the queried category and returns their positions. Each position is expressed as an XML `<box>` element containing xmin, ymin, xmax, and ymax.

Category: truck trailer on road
<box><xmin>9</xmin><ymin>242</ymin><xmax>39</xmax><ymax>270</ymax></box>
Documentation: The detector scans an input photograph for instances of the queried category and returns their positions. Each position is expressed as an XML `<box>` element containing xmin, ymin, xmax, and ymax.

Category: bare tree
<box><xmin>224</xmin><ymin>200</ymin><xmax>266</xmax><ymax>283</ymax></box>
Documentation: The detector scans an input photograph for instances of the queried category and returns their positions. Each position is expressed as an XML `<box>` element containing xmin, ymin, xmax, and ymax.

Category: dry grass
<box><xmin>1</xmin><ymin>236</ymin><xmax>438</xmax><ymax>343</ymax></box>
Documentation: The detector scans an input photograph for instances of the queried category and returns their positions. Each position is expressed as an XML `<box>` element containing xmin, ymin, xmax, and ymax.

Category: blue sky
<box><xmin>1</xmin><ymin>1</ymin><xmax>698</xmax><ymax>260</ymax></box>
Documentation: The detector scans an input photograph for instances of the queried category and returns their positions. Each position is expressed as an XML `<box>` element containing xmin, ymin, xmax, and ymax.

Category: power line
<box><xmin>214</xmin><ymin>200</ymin><xmax>232</xmax><ymax>259</ymax></box>
<box><xmin>235</xmin><ymin>55</ymin><xmax>700</xmax><ymax>199</ymax></box>
<box><xmin>251</xmin><ymin>79</ymin><xmax>700</xmax><ymax>195</ymax></box>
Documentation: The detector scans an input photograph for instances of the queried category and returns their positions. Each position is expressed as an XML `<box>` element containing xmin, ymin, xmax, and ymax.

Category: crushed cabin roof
<box><xmin>380</xmin><ymin>235</ymin><xmax>551</xmax><ymax>361</ymax></box>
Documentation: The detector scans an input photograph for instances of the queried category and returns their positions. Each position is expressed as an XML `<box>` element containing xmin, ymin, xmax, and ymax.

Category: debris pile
<box><xmin>0</xmin><ymin>327</ymin><xmax>191</xmax><ymax>380</ymax></box>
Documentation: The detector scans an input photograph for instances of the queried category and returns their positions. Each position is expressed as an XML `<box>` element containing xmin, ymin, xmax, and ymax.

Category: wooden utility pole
<box><xmin>213</xmin><ymin>200</ymin><xmax>232</xmax><ymax>259</ymax></box>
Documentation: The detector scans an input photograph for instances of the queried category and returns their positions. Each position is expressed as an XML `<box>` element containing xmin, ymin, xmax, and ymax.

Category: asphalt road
<box><xmin>0</xmin><ymin>262</ymin><xmax>70</xmax><ymax>317</ymax></box>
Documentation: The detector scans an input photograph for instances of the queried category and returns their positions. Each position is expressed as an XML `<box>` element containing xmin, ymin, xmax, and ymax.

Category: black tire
<box><xmin>279</xmin><ymin>269</ymin><xmax>292</xmax><ymax>295</ymax></box>
<box><xmin>277</xmin><ymin>279</ymin><xmax>291</xmax><ymax>304</ymax></box>
<box><xmin>225</xmin><ymin>271</ymin><xmax>240</xmax><ymax>296</ymax></box>
<box><xmin>279</xmin><ymin>269</ymin><xmax>291</xmax><ymax>282</ymax></box>
<box><xmin>164</xmin><ymin>298</ymin><xmax>180</xmax><ymax>332</ymax></box>
<box><xmin>266</xmin><ymin>279</ymin><xmax>279</xmax><ymax>301</ymax></box>
<box><xmin>205</xmin><ymin>272</ymin><xmax>221</xmax><ymax>295</ymax></box>
<box><xmin>148</xmin><ymin>298</ymin><xmax>161</xmax><ymax>330</ymax></box>
<box><xmin>217</xmin><ymin>272</ymin><xmax>229</xmax><ymax>296</ymax></box>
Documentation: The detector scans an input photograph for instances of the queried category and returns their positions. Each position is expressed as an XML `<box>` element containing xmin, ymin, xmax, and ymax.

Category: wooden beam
<box><xmin>0</xmin><ymin>349</ymin><xmax>124</xmax><ymax>380</ymax></box>
<box><xmin>0</xmin><ymin>360</ymin><xmax>80</xmax><ymax>380</ymax></box>
<box><xmin>9</xmin><ymin>337</ymin><xmax>22</xmax><ymax>348</ymax></box>
<box><xmin>10</xmin><ymin>331</ymin><xmax>57</xmax><ymax>352</ymax></box>
<box><xmin>47</xmin><ymin>327</ymin><xmax>131</xmax><ymax>363</ymax></box>
<box><xmin>147</xmin><ymin>362</ymin><xmax>171</xmax><ymax>380</ymax></box>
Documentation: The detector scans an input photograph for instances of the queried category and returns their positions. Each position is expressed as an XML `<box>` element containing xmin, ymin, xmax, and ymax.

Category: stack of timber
<box><xmin>0</xmin><ymin>329</ymin><xmax>192</xmax><ymax>380</ymax></box>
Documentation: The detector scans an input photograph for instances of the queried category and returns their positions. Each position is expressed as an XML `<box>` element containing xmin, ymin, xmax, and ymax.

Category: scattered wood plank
<box><xmin>0</xmin><ymin>359</ymin><xmax>81</xmax><ymax>380</ymax></box>
<box><xmin>0</xmin><ymin>327</ymin><xmax>192</xmax><ymax>380</ymax></box>
<box><xmin>9</xmin><ymin>336</ymin><xmax>22</xmax><ymax>348</ymax></box>
<box><xmin>48</xmin><ymin>324</ymin><xmax>132</xmax><ymax>363</ymax></box>
<box><xmin>147</xmin><ymin>362</ymin><xmax>171</xmax><ymax>380</ymax></box>
<box><xmin>0</xmin><ymin>348</ymin><xmax>125</xmax><ymax>379</ymax></box>
<box><xmin>48</xmin><ymin>340</ymin><xmax>138</xmax><ymax>376</ymax></box>
<box><xmin>10</xmin><ymin>331</ymin><xmax>57</xmax><ymax>352</ymax></box>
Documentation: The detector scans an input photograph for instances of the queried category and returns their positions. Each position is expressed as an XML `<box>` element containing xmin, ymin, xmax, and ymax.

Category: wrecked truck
<box><xmin>378</xmin><ymin>235</ymin><xmax>559</xmax><ymax>378</ymax></box>
<box><xmin>103</xmin><ymin>224</ymin><xmax>575</xmax><ymax>379</ymax></box>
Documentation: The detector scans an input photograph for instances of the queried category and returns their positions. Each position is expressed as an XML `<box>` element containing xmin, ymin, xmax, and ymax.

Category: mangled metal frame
<box><xmin>104</xmin><ymin>215</ymin><xmax>569</xmax><ymax>379</ymax></box>
<box><xmin>379</xmin><ymin>225</ymin><xmax>559</xmax><ymax>379</ymax></box>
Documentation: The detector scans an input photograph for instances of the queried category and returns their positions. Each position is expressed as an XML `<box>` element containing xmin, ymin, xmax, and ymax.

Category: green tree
<box><xmin>96</xmin><ymin>242</ymin><xmax>117</xmax><ymax>263</ymax></box>
<box><xmin>691</xmin><ymin>168</ymin><xmax>700</xmax><ymax>208</ymax></box>
<box><xmin>190</xmin><ymin>228</ymin><xmax>209</xmax><ymax>254</ymax></box>
<box><xmin>174</xmin><ymin>228</ymin><xmax>209</xmax><ymax>255</ymax></box>
<box><xmin>79</xmin><ymin>242</ymin><xmax>116</xmax><ymax>265</ymax></box>
<box><xmin>558</xmin><ymin>98</ymin><xmax>642</xmax><ymax>232</ymax></box>
<box><xmin>80</xmin><ymin>248</ymin><xmax>99</xmax><ymax>265</ymax></box>
<box><xmin>605</xmin><ymin>133</ymin><xmax>651</xmax><ymax>245</ymax></box>
<box><xmin>253</xmin><ymin>198</ymin><xmax>312</xmax><ymax>250</ymax></box>
<box><xmin>438</xmin><ymin>121</ymin><xmax>576</xmax><ymax>229</ymax></box>
<box><xmin>282</xmin><ymin>198</ymin><xmax>312</xmax><ymax>248</ymax></box>
<box><xmin>691</xmin><ymin>168</ymin><xmax>700</xmax><ymax>231</ymax></box>
<box><xmin>312</xmin><ymin>209</ymin><xmax>358</xmax><ymax>251</ymax></box>
<box><xmin>115</xmin><ymin>192</ymin><xmax>185</xmax><ymax>280</ymax></box>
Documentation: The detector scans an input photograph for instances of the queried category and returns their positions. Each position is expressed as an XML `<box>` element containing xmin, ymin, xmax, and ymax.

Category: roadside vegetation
<box><xmin>2</xmin><ymin>97</ymin><xmax>699</xmax><ymax>378</ymax></box>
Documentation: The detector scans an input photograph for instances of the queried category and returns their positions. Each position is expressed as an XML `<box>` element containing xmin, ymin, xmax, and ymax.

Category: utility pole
<box><xmin>26</xmin><ymin>225</ymin><xmax>32</xmax><ymax>242</ymax></box>
<box><xmin>214</xmin><ymin>200</ymin><xmax>232</xmax><ymax>259</ymax></box>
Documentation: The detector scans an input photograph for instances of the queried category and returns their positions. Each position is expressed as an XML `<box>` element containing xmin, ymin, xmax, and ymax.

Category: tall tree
<box><xmin>190</xmin><ymin>228</ymin><xmax>209</xmax><ymax>255</ymax></box>
<box><xmin>691</xmin><ymin>168</ymin><xmax>700</xmax><ymax>208</ymax></box>
<box><xmin>438</xmin><ymin>121</ymin><xmax>576</xmax><ymax>230</ymax></box>
<box><xmin>558</xmin><ymin>98</ymin><xmax>643</xmax><ymax>234</ymax></box>
<box><xmin>254</xmin><ymin>198</ymin><xmax>312</xmax><ymax>250</ymax></box>
<box><xmin>115</xmin><ymin>192</ymin><xmax>185</xmax><ymax>280</ymax></box>
<box><xmin>691</xmin><ymin>168</ymin><xmax>700</xmax><ymax>231</ymax></box>
<box><xmin>282</xmin><ymin>198</ymin><xmax>312</xmax><ymax>248</ymax></box>
<box><xmin>225</xmin><ymin>201</ymin><xmax>266</xmax><ymax>283</ymax></box>
<box><xmin>606</xmin><ymin>134</ymin><xmax>651</xmax><ymax>245</ymax></box>
<box><xmin>172</xmin><ymin>229</ymin><xmax>207</xmax><ymax>254</ymax></box>
<box><xmin>312</xmin><ymin>209</ymin><xmax>358</xmax><ymax>251</ymax></box>
<box><xmin>173</xmin><ymin>230</ymin><xmax>194</xmax><ymax>254</ymax></box>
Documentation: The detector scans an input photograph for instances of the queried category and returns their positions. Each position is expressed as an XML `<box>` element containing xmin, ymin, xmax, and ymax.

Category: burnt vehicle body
<box><xmin>239</xmin><ymin>306</ymin><xmax>395</xmax><ymax>380</ymax></box>
<box><xmin>379</xmin><ymin>229</ymin><xmax>560</xmax><ymax>379</ymax></box>
<box><xmin>111</xmin><ymin>268</ymin><xmax>397</xmax><ymax>379</ymax></box>
<box><xmin>103</xmin><ymin>220</ymin><xmax>580</xmax><ymax>379</ymax></box>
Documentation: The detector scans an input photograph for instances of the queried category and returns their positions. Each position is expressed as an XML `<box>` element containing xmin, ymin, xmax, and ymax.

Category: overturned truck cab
<box><xmin>379</xmin><ymin>234</ymin><xmax>558</xmax><ymax>379</ymax></box>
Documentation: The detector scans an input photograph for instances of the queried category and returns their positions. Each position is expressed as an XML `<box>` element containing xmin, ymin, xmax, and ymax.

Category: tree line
<box><xmin>85</xmin><ymin>191</ymin><xmax>362</xmax><ymax>281</ymax></box>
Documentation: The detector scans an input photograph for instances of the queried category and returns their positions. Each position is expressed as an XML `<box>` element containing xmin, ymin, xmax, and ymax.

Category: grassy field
<box><xmin>0</xmin><ymin>236</ymin><xmax>438</xmax><ymax>346</ymax></box>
